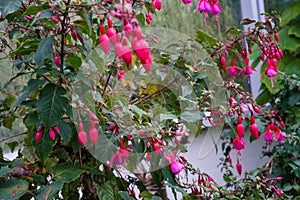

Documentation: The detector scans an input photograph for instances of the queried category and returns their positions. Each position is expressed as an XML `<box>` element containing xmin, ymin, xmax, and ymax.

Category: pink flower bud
<box><xmin>155</xmin><ymin>0</ymin><xmax>162</xmax><ymax>10</ymax></box>
<box><xmin>49</xmin><ymin>128</ymin><xmax>55</xmax><ymax>140</ymax></box>
<box><xmin>89</xmin><ymin>121</ymin><xmax>98</xmax><ymax>145</ymax></box>
<box><xmin>50</xmin><ymin>16</ymin><xmax>60</xmax><ymax>22</ymax></box>
<box><xmin>236</xmin><ymin>123</ymin><xmax>244</xmax><ymax>138</ymax></box>
<box><xmin>53</xmin><ymin>126</ymin><xmax>60</xmax><ymax>134</ymax></box>
<box><xmin>35</xmin><ymin>129</ymin><xmax>43</xmax><ymax>143</ymax></box>
<box><xmin>36</xmin><ymin>12</ymin><xmax>42</xmax><ymax>18</ymax></box>
<box><xmin>236</xmin><ymin>161</ymin><xmax>242</xmax><ymax>175</ymax></box>
<box><xmin>25</xmin><ymin>15</ymin><xmax>33</xmax><ymax>20</ymax></box>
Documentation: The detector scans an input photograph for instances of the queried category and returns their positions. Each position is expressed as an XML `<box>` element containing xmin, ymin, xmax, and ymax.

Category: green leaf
<box><xmin>3</xmin><ymin>116</ymin><xmax>15</xmax><ymax>129</ymax></box>
<box><xmin>0</xmin><ymin>167</ymin><xmax>12</xmax><ymax>177</ymax></box>
<box><xmin>225</xmin><ymin>26</ymin><xmax>243</xmax><ymax>36</ymax></box>
<box><xmin>35</xmin><ymin>131</ymin><xmax>55</xmax><ymax>164</ymax></box>
<box><xmin>96</xmin><ymin>182</ymin><xmax>115</xmax><ymax>200</ymax></box>
<box><xmin>23</xmin><ymin>4</ymin><xmax>51</xmax><ymax>16</ymax></box>
<box><xmin>288</xmin><ymin>24</ymin><xmax>300</xmax><ymax>38</ymax></box>
<box><xmin>31</xmin><ymin>11</ymin><xmax>52</xmax><ymax>25</ymax></box>
<box><xmin>159</xmin><ymin>113</ymin><xmax>177</xmax><ymax>121</ymax></box>
<box><xmin>279</xmin><ymin>28</ymin><xmax>300</xmax><ymax>52</ymax></box>
<box><xmin>37</xmin><ymin>83</ymin><xmax>68</xmax><ymax>128</ymax></box>
<box><xmin>57</xmin><ymin>121</ymin><xmax>72</xmax><ymax>144</ymax></box>
<box><xmin>136</xmin><ymin>13</ymin><xmax>146</xmax><ymax>26</ymax></box>
<box><xmin>0</xmin><ymin>179</ymin><xmax>28</xmax><ymax>200</ymax></box>
<box><xmin>119</xmin><ymin>191</ymin><xmax>135</xmax><ymax>200</ymax></box>
<box><xmin>240</xmin><ymin>18</ymin><xmax>256</xmax><ymax>25</ymax></box>
<box><xmin>36</xmin><ymin>181</ymin><xmax>64</xmax><ymax>200</ymax></box>
<box><xmin>129</xmin><ymin>105</ymin><xmax>148</xmax><ymax>117</ymax></box>
<box><xmin>66</xmin><ymin>53</ymin><xmax>82</xmax><ymax>69</ymax></box>
<box><xmin>6</xmin><ymin>141</ymin><xmax>19</xmax><ymax>153</ymax></box>
<box><xmin>53</xmin><ymin>164</ymin><xmax>85</xmax><ymax>183</ymax></box>
<box><xmin>195</xmin><ymin>29</ymin><xmax>218</xmax><ymax>47</ymax></box>
<box><xmin>281</xmin><ymin>1</ymin><xmax>300</xmax><ymax>26</ymax></box>
<box><xmin>88</xmin><ymin>49</ymin><xmax>105</xmax><ymax>74</ymax></box>
<box><xmin>256</xmin><ymin>89</ymin><xmax>271</xmax><ymax>105</ymax></box>
<box><xmin>0</xmin><ymin>0</ymin><xmax>22</xmax><ymax>18</ymax></box>
<box><xmin>34</xmin><ymin>37</ymin><xmax>55</xmax><ymax>66</ymax></box>
<box><xmin>181</xmin><ymin>111</ymin><xmax>204</xmax><ymax>123</ymax></box>
<box><xmin>13</xmin><ymin>79</ymin><xmax>46</xmax><ymax>109</ymax></box>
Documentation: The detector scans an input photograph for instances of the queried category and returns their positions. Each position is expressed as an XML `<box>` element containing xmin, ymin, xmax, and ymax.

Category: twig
<box><xmin>0</xmin><ymin>132</ymin><xmax>27</xmax><ymax>143</ymax></box>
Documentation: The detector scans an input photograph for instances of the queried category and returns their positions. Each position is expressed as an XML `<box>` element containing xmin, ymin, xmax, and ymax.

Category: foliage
<box><xmin>0</xmin><ymin>0</ymin><xmax>295</xmax><ymax>199</ymax></box>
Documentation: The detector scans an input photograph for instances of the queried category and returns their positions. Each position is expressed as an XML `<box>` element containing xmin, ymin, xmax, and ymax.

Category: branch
<box><xmin>0</xmin><ymin>132</ymin><xmax>27</xmax><ymax>143</ymax></box>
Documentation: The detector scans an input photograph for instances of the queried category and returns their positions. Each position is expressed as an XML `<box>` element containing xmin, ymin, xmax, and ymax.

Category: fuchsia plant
<box><xmin>0</xmin><ymin>0</ymin><xmax>289</xmax><ymax>199</ymax></box>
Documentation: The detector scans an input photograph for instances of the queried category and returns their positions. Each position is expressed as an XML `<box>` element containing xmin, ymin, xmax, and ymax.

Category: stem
<box><xmin>59</xmin><ymin>0</ymin><xmax>71</xmax><ymax>81</ymax></box>
<box><xmin>0</xmin><ymin>132</ymin><xmax>27</xmax><ymax>143</ymax></box>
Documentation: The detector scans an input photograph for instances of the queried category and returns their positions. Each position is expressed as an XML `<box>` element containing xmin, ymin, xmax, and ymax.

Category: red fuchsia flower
<box><xmin>131</xmin><ymin>26</ymin><xmax>152</xmax><ymax>73</ymax></box>
<box><xmin>244</xmin><ymin>65</ymin><xmax>255</xmax><ymax>76</ymax></box>
<box><xmin>228</xmin><ymin>60</ymin><xmax>239</xmax><ymax>76</ymax></box>
<box><xmin>35</xmin><ymin>126</ymin><xmax>43</xmax><ymax>143</ymax></box>
<box><xmin>49</xmin><ymin>128</ymin><xmax>55</xmax><ymax>140</ymax></box>
<box><xmin>78</xmin><ymin>122</ymin><xmax>87</xmax><ymax>146</ymax></box>
<box><xmin>89</xmin><ymin>120</ymin><xmax>98</xmax><ymax>145</ymax></box>
<box><xmin>182</xmin><ymin>0</ymin><xmax>192</xmax><ymax>4</ymax></box>
<box><xmin>170</xmin><ymin>159</ymin><xmax>186</xmax><ymax>175</ymax></box>
<box><xmin>198</xmin><ymin>0</ymin><xmax>222</xmax><ymax>27</ymax></box>
<box><xmin>264</xmin><ymin>126</ymin><xmax>273</xmax><ymax>141</ymax></box>
<box><xmin>236</xmin><ymin>161</ymin><xmax>242</xmax><ymax>175</ymax></box>
<box><xmin>99</xmin><ymin>23</ymin><xmax>110</xmax><ymax>55</ymax></box>
<box><xmin>249</xmin><ymin>115</ymin><xmax>259</xmax><ymax>140</ymax></box>
<box><xmin>233</xmin><ymin>137</ymin><xmax>245</xmax><ymax>151</ymax></box>
<box><xmin>107</xmin><ymin>18</ymin><xmax>118</xmax><ymax>45</ymax></box>
<box><xmin>118</xmin><ymin>66</ymin><xmax>125</xmax><ymax>80</ymax></box>
<box><xmin>153</xmin><ymin>142</ymin><xmax>161</xmax><ymax>153</ymax></box>
<box><xmin>146</xmin><ymin>12</ymin><xmax>152</xmax><ymax>24</ymax></box>
<box><xmin>154</xmin><ymin>0</ymin><xmax>162</xmax><ymax>10</ymax></box>
<box><xmin>198</xmin><ymin>0</ymin><xmax>211</xmax><ymax>24</ymax></box>
<box><xmin>275</xmin><ymin>131</ymin><xmax>285</xmax><ymax>142</ymax></box>
<box><xmin>109</xmin><ymin>137</ymin><xmax>130</xmax><ymax>168</ymax></box>
<box><xmin>236</xmin><ymin>116</ymin><xmax>244</xmax><ymax>138</ymax></box>
<box><xmin>123</xmin><ymin>19</ymin><xmax>133</xmax><ymax>38</ymax></box>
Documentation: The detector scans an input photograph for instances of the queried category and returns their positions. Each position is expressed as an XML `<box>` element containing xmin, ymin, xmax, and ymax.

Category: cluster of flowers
<box><xmin>98</xmin><ymin>17</ymin><xmax>152</xmax><ymax>75</ymax></box>
<box><xmin>35</xmin><ymin>125</ymin><xmax>60</xmax><ymax>142</ymax></box>
<box><xmin>77</xmin><ymin>110</ymin><xmax>99</xmax><ymax>146</ymax></box>
<box><xmin>107</xmin><ymin>127</ymin><xmax>187</xmax><ymax>174</ymax></box>
<box><xmin>182</xmin><ymin>0</ymin><xmax>222</xmax><ymax>27</ymax></box>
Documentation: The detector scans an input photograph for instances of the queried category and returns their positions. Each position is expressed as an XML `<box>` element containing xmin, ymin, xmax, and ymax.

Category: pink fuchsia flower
<box><xmin>233</xmin><ymin>137</ymin><xmax>245</xmax><ymax>151</ymax></box>
<box><xmin>109</xmin><ymin>137</ymin><xmax>130</xmax><ymax>168</ymax></box>
<box><xmin>182</xmin><ymin>0</ymin><xmax>192</xmax><ymax>3</ymax></box>
<box><xmin>170</xmin><ymin>159</ymin><xmax>186</xmax><ymax>175</ymax></box>
<box><xmin>275</xmin><ymin>131</ymin><xmax>285</xmax><ymax>142</ymax></box>
<box><xmin>210</xmin><ymin>1</ymin><xmax>222</xmax><ymax>16</ymax></box>
<box><xmin>264</xmin><ymin>128</ymin><xmax>273</xmax><ymax>141</ymax></box>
